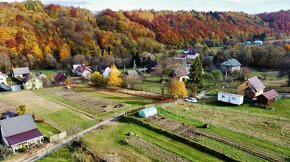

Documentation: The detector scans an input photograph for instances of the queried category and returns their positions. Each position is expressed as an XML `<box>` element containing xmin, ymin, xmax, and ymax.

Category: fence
<box><xmin>49</xmin><ymin>131</ymin><xmax>67</xmax><ymax>143</ymax></box>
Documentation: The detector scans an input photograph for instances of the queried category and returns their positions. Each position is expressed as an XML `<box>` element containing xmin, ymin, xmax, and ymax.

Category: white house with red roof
<box><xmin>0</xmin><ymin>114</ymin><xmax>43</xmax><ymax>153</ymax></box>
<box><xmin>72</xmin><ymin>64</ymin><xmax>92</xmax><ymax>80</ymax></box>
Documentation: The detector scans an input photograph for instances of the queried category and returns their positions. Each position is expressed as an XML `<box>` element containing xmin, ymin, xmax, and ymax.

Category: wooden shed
<box><xmin>257</xmin><ymin>89</ymin><xmax>279</xmax><ymax>105</ymax></box>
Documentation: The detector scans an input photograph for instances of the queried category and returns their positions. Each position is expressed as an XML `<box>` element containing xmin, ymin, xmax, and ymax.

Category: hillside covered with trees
<box><xmin>0</xmin><ymin>0</ymin><xmax>289</xmax><ymax>70</ymax></box>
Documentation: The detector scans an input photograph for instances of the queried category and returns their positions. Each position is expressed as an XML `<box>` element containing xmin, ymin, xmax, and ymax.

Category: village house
<box><xmin>72</xmin><ymin>64</ymin><xmax>92</xmax><ymax>79</ymax></box>
<box><xmin>0</xmin><ymin>72</ymin><xmax>8</xmax><ymax>85</ymax></box>
<box><xmin>22</xmin><ymin>75</ymin><xmax>43</xmax><ymax>90</ymax></box>
<box><xmin>0</xmin><ymin>114</ymin><xmax>43</xmax><ymax>153</ymax></box>
<box><xmin>217</xmin><ymin>92</ymin><xmax>244</xmax><ymax>105</ymax></box>
<box><xmin>237</xmin><ymin>76</ymin><xmax>266</xmax><ymax>98</ymax></box>
<box><xmin>12</xmin><ymin>67</ymin><xmax>30</xmax><ymax>78</ymax></box>
<box><xmin>54</xmin><ymin>73</ymin><xmax>67</xmax><ymax>85</ymax></box>
<box><xmin>169</xmin><ymin>67</ymin><xmax>189</xmax><ymax>82</ymax></box>
<box><xmin>257</xmin><ymin>89</ymin><xmax>279</xmax><ymax>105</ymax></box>
<box><xmin>125</xmin><ymin>70</ymin><xmax>139</xmax><ymax>77</ymax></box>
<box><xmin>220</xmin><ymin>59</ymin><xmax>241</xmax><ymax>73</ymax></box>
<box><xmin>175</xmin><ymin>48</ymin><xmax>200</xmax><ymax>60</ymax></box>
<box><xmin>0</xmin><ymin>83</ymin><xmax>11</xmax><ymax>92</ymax></box>
<box><xmin>102</xmin><ymin>67</ymin><xmax>111</xmax><ymax>78</ymax></box>
<box><xmin>1</xmin><ymin>111</ymin><xmax>16</xmax><ymax>120</ymax></box>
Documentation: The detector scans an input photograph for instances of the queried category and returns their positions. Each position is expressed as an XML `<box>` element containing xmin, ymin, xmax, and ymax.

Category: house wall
<box><xmin>179</xmin><ymin>76</ymin><xmax>189</xmax><ymax>82</ymax></box>
<box><xmin>230</xmin><ymin>66</ymin><xmax>241</xmax><ymax>72</ymax></box>
<box><xmin>237</xmin><ymin>81</ymin><xmax>248</xmax><ymax>95</ymax></box>
<box><xmin>24</xmin><ymin>78</ymin><xmax>43</xmax><ymax>90</ymax></box>
<box><xmin>254</xmin><ymin>90</ymin><xmax>264</xmax><ymax>98</ymax></box>
<box><xmin>0</xmin><ymin>75</ymin><xmax>7</xmax><ymax>85</ymax></box>
<box><xmin>1</xmin><ymin>127</ymin><xmax>10</xmax><ymax>146</ymax></box>
<box><xmin>82</xmin><ymin>70</ymin><xmax>91</xmax><ymax>80</ymax></box>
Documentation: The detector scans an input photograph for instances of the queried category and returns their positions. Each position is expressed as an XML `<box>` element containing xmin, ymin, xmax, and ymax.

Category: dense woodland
<box><xmin>0</xmin><ymin>0</ymin><xmax>289</xmax><ymax>71</ymax></box>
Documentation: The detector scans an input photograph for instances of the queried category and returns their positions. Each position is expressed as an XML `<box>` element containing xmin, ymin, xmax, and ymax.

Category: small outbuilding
<box><xmin>54</xmin><ymin>73</ymin><xmax>67</xmax><ymax>85</ymax></box>
<box><xmin>1</xmin><ymin>111</ymin><xmax>16</xmax><ymax>119</ymax></box>
<box><xmin>12</xmin><ymin>67</ymin><xmax>30</xmax><ymax>78</ymax></box>
<box><xmin>257</xmin><ymin>89</ymin><xmax>279</xmax><ymax>105</ymax></box>
<box><xmin>138</xmin><ymin>107</ymin><xmax>157</xmax><ymax>118</ymax></box>
<box><xmin>218</xmin><ymin>92</ymin><xmax>244</xmax><ymax>105</ymax></box>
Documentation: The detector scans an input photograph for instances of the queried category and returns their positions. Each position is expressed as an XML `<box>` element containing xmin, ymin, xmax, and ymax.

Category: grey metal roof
<box><xmin>0</xmin><ymin>114</ymin><xmax>36</xmax><ymax>137</ymax></box>
<box><xmin>12</xmin><ymin>67</ymin><xmax>30</xmax><ymax>76</ymax></box>
<box><xmin>248</xmin><ymin>76</ymin><xmax>265</xmax><ymax>92</ymax></box>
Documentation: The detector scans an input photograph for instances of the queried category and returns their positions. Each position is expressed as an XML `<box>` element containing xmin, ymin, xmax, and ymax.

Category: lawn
<box><xmin>36</xmin><ymin>122</ymin><xmax>60</xmax><ymax>137</ymax></box>
<box><xmin>156</xmin><ymin>100</ymin><xmax>290</xmax><ymax>160</ymax></box>
<box><xmin>0</xmin><ymin>91</ymin><xmax>92</xmax><ymax>133</ymax></box>
<box><xmin>81</xmin><ymin>122</ymin><xmax>222</xmax><ymax>162</ymax></box>
<box><xmin>38</xmin><ymin>147</ymin><xmax>73</xmax><ymax>162</ymax></box>
<box><xmin>31</xmin><ymin>70</ymin><xmax>67</xmax><ymax>76</ymax></box>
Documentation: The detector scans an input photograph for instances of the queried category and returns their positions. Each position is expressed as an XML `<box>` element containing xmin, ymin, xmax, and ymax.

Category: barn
<box><xmin>138</xmin><ymin>107</ymin><xmax>157</xmax><ymax>118</ymax></box>
<box><xmin>257</xmin><ymin>89</ymin><xmax>279</xmax><ymax>105</ymax></box>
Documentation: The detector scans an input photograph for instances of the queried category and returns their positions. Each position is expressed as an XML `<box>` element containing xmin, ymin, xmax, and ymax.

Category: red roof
<box><xmin>55</xmin><ymin>73</ymin><xmax>67</xmax><ymax>83</ymax></box>
<box><xmin>6</xmin><ymin>129</ymin><xmax>43</xmax><ymax>146</ymax></box>
<box><xmin>261</xmin><ymin>89</ymin><xmax>279</xmax><ymax>100</ymax></box>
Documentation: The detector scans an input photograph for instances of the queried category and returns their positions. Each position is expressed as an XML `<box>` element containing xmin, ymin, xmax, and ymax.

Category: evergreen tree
<box><xmin>188</xmin><ymin>57</ymin><xmax>203</xmax><ymax>95</ymax></box>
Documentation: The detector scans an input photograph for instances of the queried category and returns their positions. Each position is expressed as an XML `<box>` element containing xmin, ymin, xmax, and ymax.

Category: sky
<box><xmin>2</xmin><ymin>0</ymin><xmax>290</xmax><ymax>14</ymax></box>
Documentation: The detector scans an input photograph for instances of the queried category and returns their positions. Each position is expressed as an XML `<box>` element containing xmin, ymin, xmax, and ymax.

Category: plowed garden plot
<box><xmin>126</xmin><ymin>134</ymin><xmax>190</xmax><ymax>162</ymax></box>
<box><xmin>145</xmin><ymin>115</ymin><xmax>284</xmax><ymax>162</ymax></box>
<box><xmin>70</xmin><ymin>83</ymin><xmax>161</xmax><ymax>106</ymax></box>
<box><xmin>37</xmin><ymin>87</ymin><xmax>122</xmax><ymax>116</ymax></box>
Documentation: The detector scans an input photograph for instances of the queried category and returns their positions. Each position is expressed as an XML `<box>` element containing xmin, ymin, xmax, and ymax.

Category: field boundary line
<box><xmin>34</xmin><ymin>92</ymin><xmax>94</xmax><ymax>120</ymax></box>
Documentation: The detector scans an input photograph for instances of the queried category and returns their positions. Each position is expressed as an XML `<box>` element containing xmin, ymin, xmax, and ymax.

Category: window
<box><xmin>232</xmin><ymin>97</ymin><xmax>236</xmax><ymax>100</ymax></box>
<box><xmin>221</xmin><ymin>95</ymin><xmax>225</xmax><ymax>98</ymax></box>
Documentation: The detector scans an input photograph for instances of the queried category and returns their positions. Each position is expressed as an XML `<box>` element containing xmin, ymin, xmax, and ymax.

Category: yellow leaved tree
<box><xmin>59</xmin><ymin>43</ymin><xmax>70</xmax><ymax>61</ymax></box>
<box><xmin>168</xmin><ymin>78</ymin><xmax>187</xmax><ymax>99</ymax></box>
<box><xmin>108</xmin><ymin>64</ymin><xmax>122</xmax><ymax>87</ymax></box>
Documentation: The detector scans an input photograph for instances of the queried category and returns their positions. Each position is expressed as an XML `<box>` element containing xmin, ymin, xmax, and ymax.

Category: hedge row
<box><xmin>122</xmin><ymin>116</ymin><xmax>239</xmax><ymax>162</ymax></box>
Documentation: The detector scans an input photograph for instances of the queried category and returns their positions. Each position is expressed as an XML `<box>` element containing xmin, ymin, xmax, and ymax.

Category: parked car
<box><xmin>184</xmin><ymin>97</ymin><xmax>197</xmax><ymax>103</ymax></box>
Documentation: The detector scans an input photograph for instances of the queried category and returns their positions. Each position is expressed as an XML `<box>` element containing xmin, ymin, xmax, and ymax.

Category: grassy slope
<box><xmin>157</xmin><ymin>102</ymin><xmax>290</xmax><ymax>159</ymax></box>
<box><xmin>82</xmin><ymin>122</ymin><xmax>222</xmax><ymax>162</ymax></box>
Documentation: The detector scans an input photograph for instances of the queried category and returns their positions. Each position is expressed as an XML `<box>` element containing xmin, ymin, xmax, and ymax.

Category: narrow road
<box><xmin>23</xmin><ymin>115</ymin><xmax>124</xmax><ymax>162</ymax></box>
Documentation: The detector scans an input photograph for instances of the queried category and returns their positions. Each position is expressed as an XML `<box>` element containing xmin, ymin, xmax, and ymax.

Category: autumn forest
<box><xmin>0</xmin><ymin>0</ymin><xmax>289</xmax><ymax>71</ymax></box>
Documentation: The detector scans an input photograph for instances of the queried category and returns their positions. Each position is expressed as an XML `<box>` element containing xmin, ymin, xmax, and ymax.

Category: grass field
<box><xmin>0</xmin><ymin>91</ymin><xmax>92</xmax><ymax>133</ymax></box>
<box><xmin>156</xmin><ymin>100</ymin><xmax>290</xmax><ymax>160</ymax></box>
<box><xmin>36</xmin><ymin>122</ymin><xmax>60</xmax><ymax>137</ymax></box>
<box><xmin>81</xmin><ymin>122</ymin><xmax>222</xmax><ymax>162</ymax></box>
<box><xmin>38</xmin><ymin>147</ymin><xmax>73</xmax><ymax>162</ymax></box>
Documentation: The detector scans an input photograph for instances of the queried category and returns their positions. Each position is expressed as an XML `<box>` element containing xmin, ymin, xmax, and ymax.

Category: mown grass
<box><xmin>198</xmin><ymin>98</ymin><xmax>290</xmax><ymax>120</ymax></box>
<box><xmin>44</xmin><ymin>109</ymin><xmax>92</xmax><ymax>133</ymax></box>
<box><xmin>36</xmin><ymin>122</ymin><xmax>60</xmax><ymax>137</ymax></box>
<box><xmin>157</xmin><ymin>105</ymin><xmax>290</xmax><ymax>160</ymax></box>
<box><xmin>38</xmin><ymin>147</ymin><xmax>73</xmax><ymax>162</ymax></box>
<box><xmin>82</xmin><ymin>122</ymin><xmax>222</xmax><ymax>162</ymax></box>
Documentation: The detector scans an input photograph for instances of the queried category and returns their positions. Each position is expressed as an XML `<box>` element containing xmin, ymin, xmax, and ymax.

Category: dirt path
<box><xmin>23</xmin><ymin>115</ymin><xmax>123</xmax><ymax>162</ymax></box>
